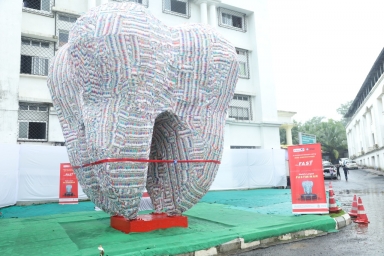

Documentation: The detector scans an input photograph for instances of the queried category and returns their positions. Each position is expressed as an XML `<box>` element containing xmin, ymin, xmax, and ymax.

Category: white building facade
<box><xmin>0</xmin><ymin>0</ymin><xmax>280</xmax><ymax>149</ymax></box>
<box><xmin>345</xmin><ymin>48</ymin><xmax>384</xmax><ymax>169</ymax></box>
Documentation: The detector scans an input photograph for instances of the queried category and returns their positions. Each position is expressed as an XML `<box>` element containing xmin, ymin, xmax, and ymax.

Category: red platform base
<box><xmin>110</xmin><ymin>213</ymin><xmax>188</xmax><ymax>233</ymax></box>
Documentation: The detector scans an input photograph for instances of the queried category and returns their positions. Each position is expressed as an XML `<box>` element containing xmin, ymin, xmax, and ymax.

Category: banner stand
<box><xmin>59</xmin><ymin>163</ymin><xmax>78</xmax><ymax>204</ymax></box>
<box><xmin>288</xmin><ymin>143</ymin><xmax>328</xmax><ymax>214</ymax></box>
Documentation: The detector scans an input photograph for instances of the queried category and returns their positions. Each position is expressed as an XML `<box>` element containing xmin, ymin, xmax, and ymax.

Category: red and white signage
<box><xmin>59</xmin><ymin>163</ymin><xmax>78</xmax><ymax>204</ymax></box>
<box><xmin>288</xmin><ymin>143</ymin><xmax>328</xmax><ymax>214</ymax></box>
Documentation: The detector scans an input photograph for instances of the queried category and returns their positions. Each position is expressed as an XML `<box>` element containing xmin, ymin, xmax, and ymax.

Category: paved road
<box><xmin>235</xmin><ymin>168</ymin><xmax>384</xmax><ymax>256</ymax></box>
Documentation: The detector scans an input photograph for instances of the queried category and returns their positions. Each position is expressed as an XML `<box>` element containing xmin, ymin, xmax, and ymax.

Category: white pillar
<box><xmin>381</xmin><ymin>96</ymin><xmax>384</xmax><ymax>113</ymax></box>
<box><xmin>353</xmin><ymin>126</ymin><xmax>357</xmax><ymax>155</ymax></box>
<box><xmin>347</xmin><ymin>130</ymin><xmax>351</xmax><ymax>155</ymax></box>
<box><xmin>367</xmin><ymin>111</ymin><xmax>373</xmax><ymax>146</ymax></box>
<box><xmin>88</xmin><ymin>0</ymin><xmax>96</xmax><ymax>10</ymax></box>
<box><xmin>200</xmin><ymin>1</ymin><xmax>208</xmax><ymax>24</ymax></box>
<box><xmin>380</xmin><ymin>97</ymin><xmax>384</xmax><ymax>146</ymax></box>
<box><xmin>208</xmin><ymin>4</ymin><xmax>217</xmax><ymax>27</ymax></box>
<box><xmin>357</xmin><ymin>121</ymin><xmax>362</xmax><ymax>153</ymax></box>
<box><xmin>362</xmin><ymin>115</ymin><xmax>368</xmax><ymax>150</ymax></box>
<box><xmin>285</xmin><ymin>126</ymin><xmax>293</xmax><ymax>145</ymax></box>
<box><xmin>281</xmin><ymin>124</ymin><xmax>294</xmax><ymax>146</ymax></box>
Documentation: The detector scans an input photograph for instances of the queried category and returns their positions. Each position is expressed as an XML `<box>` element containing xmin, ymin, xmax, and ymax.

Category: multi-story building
<box><xmin>345</xmin><ymin>48</ymin><xmax>384</xmax><ymax>169</ymax></box>
<box><xmin>0</xmin><ymin>0</ymin><xmax>281</xmax><ymax>149</ymax></box>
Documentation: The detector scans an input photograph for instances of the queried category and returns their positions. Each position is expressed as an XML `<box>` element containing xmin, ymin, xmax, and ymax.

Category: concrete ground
<box><xmin>0</xmin><ymin>189</ymin><xmax>349</xmax><ymax>256</ymax></box>
<box><xmin>238</xmin><ymin>167</ymin><xmax>383</xmax><ymax>255</ymax></box>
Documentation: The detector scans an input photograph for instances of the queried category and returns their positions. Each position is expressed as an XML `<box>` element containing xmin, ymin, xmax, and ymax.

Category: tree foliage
<box><xmin>337</xmin><ymin>100</ymin><xmax>353</xmax><ymax>116</ymax></box>
<box><xmin>280</xmin><ymin>117</ymin><xmax>347</xmax><ymax>163</ymax></box>
<box><xmin>337</xmin><ymin>100</ymin><xmax>353</xmax><ymax>126</ymax></box>
<box><xmin>280</xmin><ymin>101</ymin><xmax>352</xmax><ymax>162</ymax></box>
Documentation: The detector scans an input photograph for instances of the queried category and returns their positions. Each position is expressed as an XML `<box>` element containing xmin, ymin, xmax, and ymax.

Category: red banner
<box><xmin>59</xmin><ymin>163</ymin><xmax>78</xmax><ymax>204</ymax></box>
<box><xmin>288</xmin><ymin>143</ymin><xmax>328</xmax><ymax>214</ymax></box>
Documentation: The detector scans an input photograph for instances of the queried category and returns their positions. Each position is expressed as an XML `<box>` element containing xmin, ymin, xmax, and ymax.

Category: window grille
<box><xmin>236</xmin><ymin>48</ymin><xmax>249</xmax><ymax>79</ymax></box>
<box><xmin>228</xmin><ymin>94</ymin><xmax>252</xmax><ymax>121</ymax></box>
<box><xmin>20</xmin><ymin>38</ymin><xmax>54</xmax><ymax>76</ymax></box>
<box><xmin>55</xmin><ymin>13</ymin><xmax>79</xmax><ymax>49</ymax></box>
<box><xmin>230</xmin><ymin>146</ymin><xmax>258</xmax><ymax>149</ymax></box>
<box><xmin>22</xmin><ymin>0</ymin><xmax>53</xmax><ymax>16</ymax></box>
<box><xmin>18</xmin><ymin>103</ymin><xmax>49</xmax><ymax>141</ymax></box>
<box><xmin>58</xmin><ymin>30</ymin><xmax>69</xmax><ymax>48</ymax></box>
<box><xmin>218</xmin><ymin>8</ymin><xmax>246</xmax><ymax>32</ymax></box>
<box><xmin>163</xmin><ymin>0</ymin><xmax>190</xmax><ymax>18</ymax></box>
<box><xmin>112</xmin><ymin>0</ymin><xmax>149</xmax><ymax>7</ymax></box>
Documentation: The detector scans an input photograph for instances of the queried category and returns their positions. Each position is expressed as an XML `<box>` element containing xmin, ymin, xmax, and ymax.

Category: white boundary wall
<box><xmin>0</xmin><ymin>144</ymin><xmax>286</xmax><ymax>208</ymax></box>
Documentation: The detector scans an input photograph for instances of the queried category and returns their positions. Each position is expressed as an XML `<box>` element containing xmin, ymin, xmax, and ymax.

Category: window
<box><xmin>228</xmin><ymin>94</ymin><xmax>252</xmax><ymax>121</ymax></box>
<box><xmin>59</xmin><ymin>30</ymin><xmax>69</xmax><ymax>47</ymax></box>
<box><xmin>112</xmin><ymin>0</ymin><xmax>148</xmax><ymax>7</ymax></box>
<box><xmin>236</xmin><ymin>48</ymin><xmax>249</xmax><ymax>78</ymax></box>
<box><xmin>23</xmin><ymin>0</ymin><xmax>53</xmax><ymax>15</ymax></box>
<box><xmin>230</xmin><ymin>146</ymin><xmax>259</xmax><ymax>149</ymax></box>
<box><xmin>31</xmin><ymin>57</ymin><xmax>49</xmax><ymax>76</ymax></box>
<box><xmin>18</xmin><ymin>103</ymin><xmax>49</xmax><ymax>141</ymax></box>
<box><xmin>55</xmin><ymin>14</ymin><xmax>79</xmax><ymax>49</ymax></box>
<box><xmin>222</xmin><ymin>13</ymin><xmax>242</xmax><ymax>28</ymax></box>
<box><xmin>218</xmin><ymin>8</ymin><xmax>246</xmax><ymax>32</ymax></box>
<box><xmin>229</xmin><ymin>106</ymin><xmax>249</xmax><ymax>120</ymax></box>
<box><xmin>58</xmin><ymin>15</ymin><xmax>77</xmax><ymax>23</ymax></box>
<box><xmin>20</xmin><ymin>38</ymin><xmax>53</xmax><ymax>76</ymax></box>
<box><xmin>163</xmin><ymin>0</ymin><xmax>190</xmax><ymax>18</ymax></box>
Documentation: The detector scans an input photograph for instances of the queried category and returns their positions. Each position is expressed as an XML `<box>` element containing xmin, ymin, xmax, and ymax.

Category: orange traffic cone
<box><xmin>348</xmin><ymin>195</ymin><xmax>358</xmax><ymax>218</ymax></box>
<box><xmin>354</xmin><ymin>197</ymin><xmax>370</xmax><ymax>224</ymax></box>
<box><xmin>328</xmin><ymin>182</ymin><xmax>341</xmax><ymax>213</ymax></box>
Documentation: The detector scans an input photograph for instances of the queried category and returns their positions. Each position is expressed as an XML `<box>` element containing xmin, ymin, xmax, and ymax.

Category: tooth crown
<box><xmin>48</xmin><ymin>2</ymin><xmax>239</xmax><ymax>219</ymax></box>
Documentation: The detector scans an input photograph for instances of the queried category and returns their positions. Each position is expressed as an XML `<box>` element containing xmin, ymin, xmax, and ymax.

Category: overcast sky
<box><xmin>266</xmin><ymin>0</ymin><xmax>384</xmax><ymax>122</ymax></box>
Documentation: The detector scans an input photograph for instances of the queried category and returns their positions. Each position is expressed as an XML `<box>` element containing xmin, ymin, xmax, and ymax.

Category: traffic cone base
<box><xmin>353</xmin><ymin>197</ymin><xmax>369</xmax><ymax>224</ymax></box>
<box><xmin>329</xmin><ymin>207</ymin><xmax>341</xmax><ymax>213</ymax></box>
<box><xmin>354</xmin><ymin>219</ymin><xmax>370</xmax><ymax>224</ymax></box>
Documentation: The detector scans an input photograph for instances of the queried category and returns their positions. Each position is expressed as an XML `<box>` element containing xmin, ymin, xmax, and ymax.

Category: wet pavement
<box><xmin>236</xmin><ymin>168</ymin><xmax>384</xmax><ymax>256</ymax></box>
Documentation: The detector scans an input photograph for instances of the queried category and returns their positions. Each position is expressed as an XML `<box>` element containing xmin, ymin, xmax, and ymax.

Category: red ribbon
<box><xmin>72</xmin><ymin>158</ymin><xmax>220</xmax><ymax>169</ymax></box>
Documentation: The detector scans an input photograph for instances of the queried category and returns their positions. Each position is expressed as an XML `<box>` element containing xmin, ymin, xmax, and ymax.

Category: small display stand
<box><xmin>111</xmin><ymin>213</ymin><xmax>188</xmax><ymax>233</ymax></box>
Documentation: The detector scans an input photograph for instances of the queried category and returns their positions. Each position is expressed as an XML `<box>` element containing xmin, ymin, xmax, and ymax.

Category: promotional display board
<box><xmin>288</xmin><ymin>143</ymin><xmax>328</xmax><ymax>214</ymax></box>
<box><xmin>59</xmin><ymin>163</ymin><xmax>78</xmax><ymax>204</ymax></box>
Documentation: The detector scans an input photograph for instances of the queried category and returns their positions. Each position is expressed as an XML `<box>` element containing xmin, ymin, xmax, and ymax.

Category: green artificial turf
<box><xmin>0</xmin><ymin>190</ymin><xmax>337</xmax><ymax>256</ymax></box>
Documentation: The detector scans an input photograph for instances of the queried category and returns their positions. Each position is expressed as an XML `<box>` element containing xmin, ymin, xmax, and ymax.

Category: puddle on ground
<box><xmin>354</xmin><ymin>223</ymin><xmax>369</xmax><ymax>234</ymax></box>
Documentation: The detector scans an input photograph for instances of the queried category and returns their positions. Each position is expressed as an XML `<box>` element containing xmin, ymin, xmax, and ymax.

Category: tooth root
<box><xmin>78</xmin><ymin>161</ymin><xmax>152</xmax><ymax>219</ymax></box>
<box><xmin>79</xmin><ymin>113</ymin><xmax>155</xmax><ymax>219</ymax></box>
<box><xmin>147</xmin><ymin>112</ymin><xmax>223</xmax><ymax>216</ymax></box>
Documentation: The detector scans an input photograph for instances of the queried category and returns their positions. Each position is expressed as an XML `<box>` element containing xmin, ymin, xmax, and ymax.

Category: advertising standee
<box><xmin>59</xmin><ymin>163</ymin><xmax>78</xmax><ymax>204</ymax></box>
<box><xmin>288</xmin><ymin>143</ymin><xmax>328</xmax><ymax>214</ymax></box>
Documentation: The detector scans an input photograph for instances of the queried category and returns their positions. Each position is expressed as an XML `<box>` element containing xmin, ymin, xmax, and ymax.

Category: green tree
<box><xmin>298</xmin><ymin>117</ymin><xmax>347</xmax><ymax>163</ymax></box>
<box><xmin>317</xmin><ymin>119</ymin><xmax>347</xmax><ymax>163</ymax></box>
<box><xmin>279</xmin><ymin>116</ymin><xmax>348</xmax><ymax>163</ymax></box>
<box><xmin>337</xmin><ymin>100</ymin><xmax>353</xmax><ymax>126</ymax></box>
<box><xmin>299</xmin><ymin>116</ymin><xmax>325</xmax><ymax>135</ymax></box>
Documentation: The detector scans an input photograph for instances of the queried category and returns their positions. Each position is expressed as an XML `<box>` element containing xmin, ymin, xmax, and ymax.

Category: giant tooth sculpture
<box><xmin>48</xmin><ymin>2</ymin><xmax>239</xmax><ymax>220</ymax></box>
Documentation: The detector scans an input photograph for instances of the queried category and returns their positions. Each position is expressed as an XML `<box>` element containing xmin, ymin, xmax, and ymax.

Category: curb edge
<box><xmin>177</xmin><ymin>214</ymin><xmax>353</xmax><ymax>256</ymax></box>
